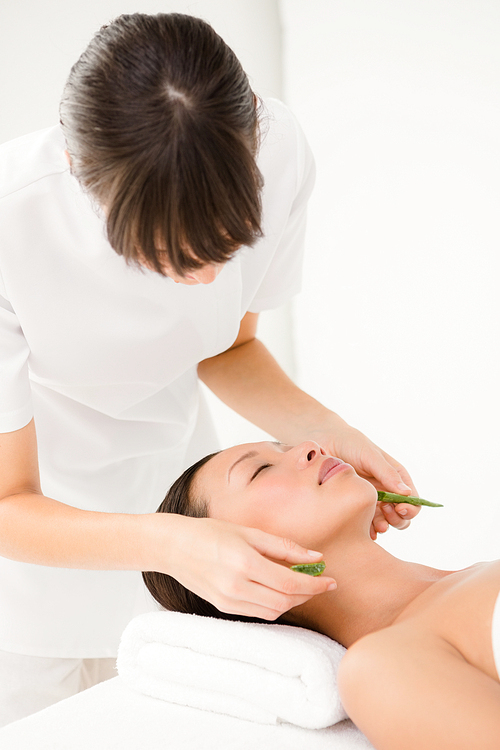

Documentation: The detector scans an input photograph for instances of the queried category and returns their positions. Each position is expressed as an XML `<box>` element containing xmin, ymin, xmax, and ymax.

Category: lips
<box><xmin>318</xmin><ymin>457</ymin><xmax>345</xmax><ymax>485</ymax></box>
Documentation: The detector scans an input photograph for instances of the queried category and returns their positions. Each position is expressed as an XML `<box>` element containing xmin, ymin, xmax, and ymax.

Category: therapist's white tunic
<box><xmin>0</xmin><ymin>98</ymin><xmax>315</xmax><ymax>657</ymax></box>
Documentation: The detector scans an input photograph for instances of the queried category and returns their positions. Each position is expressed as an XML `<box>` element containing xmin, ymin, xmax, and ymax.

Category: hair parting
<box><xmin>60</xmin><ymin>12</ymin><xmax>264</xmax><ymax>275</ymax></box>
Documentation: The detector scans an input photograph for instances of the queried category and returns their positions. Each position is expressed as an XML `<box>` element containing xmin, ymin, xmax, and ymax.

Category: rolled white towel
<box><xmin>117</xmin><ymin>610</ymin><xmax>347</xmax><ymax>729</ymax></box>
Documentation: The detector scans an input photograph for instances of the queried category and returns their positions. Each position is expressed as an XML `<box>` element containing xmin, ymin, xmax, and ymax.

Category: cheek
<box><xmin>246</xmin><ymin>479</ymin><xmax>317</xmax><ymax>539</ymax></box>
<box><xmin>210</xmin><ymin>478</ymin><xmax>300</xmax><ymax>533</ymax></box>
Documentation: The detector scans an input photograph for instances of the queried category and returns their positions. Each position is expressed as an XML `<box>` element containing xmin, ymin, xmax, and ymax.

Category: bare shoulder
<box><xmin>394</xmin><ymin>559</ymin><xmax>500</xmax><ymax>681</ymax></box>
<box><xmin>338</xmin><ymin>619</ymin><xmax>500</xmax><ymax>750</ymax></box>
<box><xmin>338</xmin><ymin>623</ymin><xmax>417</xmax><ymax>701</ymax></box>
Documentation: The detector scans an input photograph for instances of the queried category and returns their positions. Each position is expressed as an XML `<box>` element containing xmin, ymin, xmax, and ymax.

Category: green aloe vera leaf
<box><xmin>377</xmin><ymin>491</ymin><xmax>443</xmax><ymax>507</ymax></box>
<box><xmin>290</xmin><ymin>561</ymin><xmax>326</xmax><ymax>576</ymax></box>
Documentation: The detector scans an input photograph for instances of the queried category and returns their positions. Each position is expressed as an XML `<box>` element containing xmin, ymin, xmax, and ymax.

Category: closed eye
<box><xmin>250</xmin><ymin>463</ymin><xmax>271</xmax><ymax>481</ymax></box>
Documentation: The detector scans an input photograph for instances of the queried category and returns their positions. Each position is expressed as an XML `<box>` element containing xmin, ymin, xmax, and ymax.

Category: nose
<box><xmin>189</xmin><ymin>264</ymin><xmax>223</xmax><ymax>284</ymax></box>
<box><xmin>294</xmin><ymin>441</ymin><xmax>325</xmax><ymax>469</ymax></box>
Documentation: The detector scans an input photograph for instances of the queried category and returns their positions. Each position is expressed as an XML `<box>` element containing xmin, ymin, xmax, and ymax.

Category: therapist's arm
<box><xmin>198</xmin><ymin>311</ymin><xmax>419</xmax><ymax>534</ymax></box>
<box><xmin>198</xmin><ymin>311</ymin><xmax>343</xmax><ymax>445</ymax></box>
<box><xmin>0</xmin><ymin>419</ymin><xmax>163</xmax><ymax>570</ymax></box>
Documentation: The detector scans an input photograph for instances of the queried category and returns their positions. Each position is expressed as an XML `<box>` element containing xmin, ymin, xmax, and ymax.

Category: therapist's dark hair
<box><xmin>60</xmin><ymin>12</ymin><xmax>263</xmax><ymax>276</ymax></box>
<box><xmin>142</xmin><ymin>452</ymin><xmax>283</xmax><ymax>625</ymax></box>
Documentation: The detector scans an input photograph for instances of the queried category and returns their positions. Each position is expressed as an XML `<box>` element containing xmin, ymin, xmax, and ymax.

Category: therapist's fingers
<box><xmin>371</xmin><ymin>503</ymin><xmax>389</xmax><ymax>538</ymax></box>
<box><xmin>166</xmin><ymin>517</ymin><xmax>335</xmax><ymax>621</ymax></box>
<box><xmin>217</xmin><ymin>527</ymin><xmax>337</xmax><ymax>619</ymax></box>
<box><xmin>245</xmin><ymin>526</ymin><xmax>325</xmax><ymax>565</ymax></box>
<box><xmin>371</xmin><ymin>501</ymin><xmax>419</xmax><ymax>538</ymax></box>
<box><xmin>362</xmin><ymin>448</ymin><xmax>418</xmax><ymax>497</ymax></box>
<box><xmin>245</xmin><ymin>527</ymin><xmax>337</xmax><ymax>591</ymax></box>
<box><xmin>379</xmin><ymin>502</ymin><xmax>417</xmax><ymax>530</ymax></box>
<box><xmin>380</xmin><ymin>452</ymin><xmax>418</xmax><ymax>496</ymax></box>
<box><xmin>217</xmin><ymin>582</ymin><xmax>327</xmax><ymax>621</ymax></box>
<box><xmin>216</xmin><ymin>550</ymin><xmax>337</xmax><ymax>621</ymax></box>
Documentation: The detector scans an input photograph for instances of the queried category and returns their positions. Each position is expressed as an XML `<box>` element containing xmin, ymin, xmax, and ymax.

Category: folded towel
<box><xmin>117</xmin><ymin>610</ymin><xmax>347</xmax><ymax>729</ymax></box>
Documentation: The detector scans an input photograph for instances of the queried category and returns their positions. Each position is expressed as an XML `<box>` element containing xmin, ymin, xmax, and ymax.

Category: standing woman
<box><xmin>0</xmin><ymin>13</ymin><xmax>417</xmax><ymax>724</ymax></box>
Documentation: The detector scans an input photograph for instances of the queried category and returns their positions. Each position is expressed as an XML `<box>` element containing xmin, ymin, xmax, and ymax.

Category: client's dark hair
<box><xmin>143</xmin><ymin>452</ymin><xmax>277</xmax><ymax>624</ymax></box>
<box><xmin>60</xmin><ymin>12</ymin><xmax>263</xmax><ymax>276</ymax></box>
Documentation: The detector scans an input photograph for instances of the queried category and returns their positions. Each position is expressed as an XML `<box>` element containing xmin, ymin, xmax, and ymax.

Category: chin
<box><xmin>355</xmin><ymin>475</ymin><xmax>378</xmax><ymax>499</ymax></box>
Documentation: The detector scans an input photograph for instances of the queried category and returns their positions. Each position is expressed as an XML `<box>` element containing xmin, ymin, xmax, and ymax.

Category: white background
<box><xmin>1</xmin><ymin>1</ymin><xmax>498</xmax><ymax>569</ymax></box>
<box><xmin>282</xmin><ymin>0</ymin><xmax>500</xmax><ymax>569</ymax></box>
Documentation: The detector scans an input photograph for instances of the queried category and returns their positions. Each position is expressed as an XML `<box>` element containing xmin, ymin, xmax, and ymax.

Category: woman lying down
<box><xmin>143</xmin><ymin>441</ymin><xmax>500</xmax><ymax>750</ymax></box>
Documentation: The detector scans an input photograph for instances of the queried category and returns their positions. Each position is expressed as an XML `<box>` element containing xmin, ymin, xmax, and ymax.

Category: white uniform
<box><xmin>0</xmin><ymin>98</ymin><xmax>315</xmax><ymax>658</ymax></box>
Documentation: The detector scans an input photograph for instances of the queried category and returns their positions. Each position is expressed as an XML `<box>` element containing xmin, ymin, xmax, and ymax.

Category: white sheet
<box><xmin>0</xmin><ymin>676</ymin><xmax>375</xmax><ymax>749</ymax></box>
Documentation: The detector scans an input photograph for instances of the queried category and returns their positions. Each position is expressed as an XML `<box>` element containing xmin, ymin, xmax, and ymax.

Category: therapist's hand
<box><xmin>309</xmin><ymin>419</ymin><xmax>420</xmax><ymax>539</ymax></box>
<box><xmin>162</xmin><ymin>516</ymin><xmax>337</xmax><ymax>620</ymax></box>
<box><xmin>370</xmin><ymin>500</ymin><xmax>419</xmax><ymax>539</ymax></box>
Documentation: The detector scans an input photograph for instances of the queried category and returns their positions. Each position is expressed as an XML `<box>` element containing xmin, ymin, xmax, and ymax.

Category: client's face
<box><xmin>194</xmin><ymin>441</ymin><xmax>377</xmax><ymax>549</ymax></box>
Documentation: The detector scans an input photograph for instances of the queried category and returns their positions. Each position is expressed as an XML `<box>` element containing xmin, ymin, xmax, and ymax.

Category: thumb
<box><xmin>363</xmin><ymin>448</ymin><xmax>418</xmax><ymax>497</ymax></box>
<box><xmin>370</xmin><ymin>456</ymin><xmax>414</xmax><ymax>496</ymax></box>
<box><xmin>245</xmin><ymin>527</ymin><xmax>323</xmax><ymax>564</ymax></box>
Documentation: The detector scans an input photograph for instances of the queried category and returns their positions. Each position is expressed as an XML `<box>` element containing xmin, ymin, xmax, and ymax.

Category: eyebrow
<box><xmin>227</xmin><ymin>451</ymin><xmax>258</xmax><ymax>484</ymax></box>
<box><xmin>226</xmin><ymin>442</ymin><xmax>285</xmax><ymax>485</ymax></box>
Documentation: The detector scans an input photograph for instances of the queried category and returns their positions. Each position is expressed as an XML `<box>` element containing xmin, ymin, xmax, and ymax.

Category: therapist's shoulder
<box><xmin>0</xmin><ymin>126</ymin><xmax>68</xmax><ymax>201</ymax></box>
<box><xmin>257</xmin><ymin>97</ymin><xmax>315</xmax><ymax>200</ymax></box>
<box><xmin>257</xmin><ymin>97</ymin><xmax>308</xmax><ymax>152</ymax></box>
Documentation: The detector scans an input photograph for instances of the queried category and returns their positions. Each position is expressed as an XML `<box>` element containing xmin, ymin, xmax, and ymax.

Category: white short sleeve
<box><xmin>246</xmin><ymin>101</ymin><xmax>316</xmax><ymax>313</ymax></box>
<box><xmin>0</xmin><ymin>281</ymin><xmax>33</xmax><ymax>432</ymax></box>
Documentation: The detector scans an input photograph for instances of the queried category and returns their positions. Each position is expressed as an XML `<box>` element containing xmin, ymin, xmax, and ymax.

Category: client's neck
<box><xmin>290</xmin><ymin>535</ymin><xmax>450</xmax><ymax>647</ymax></box>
